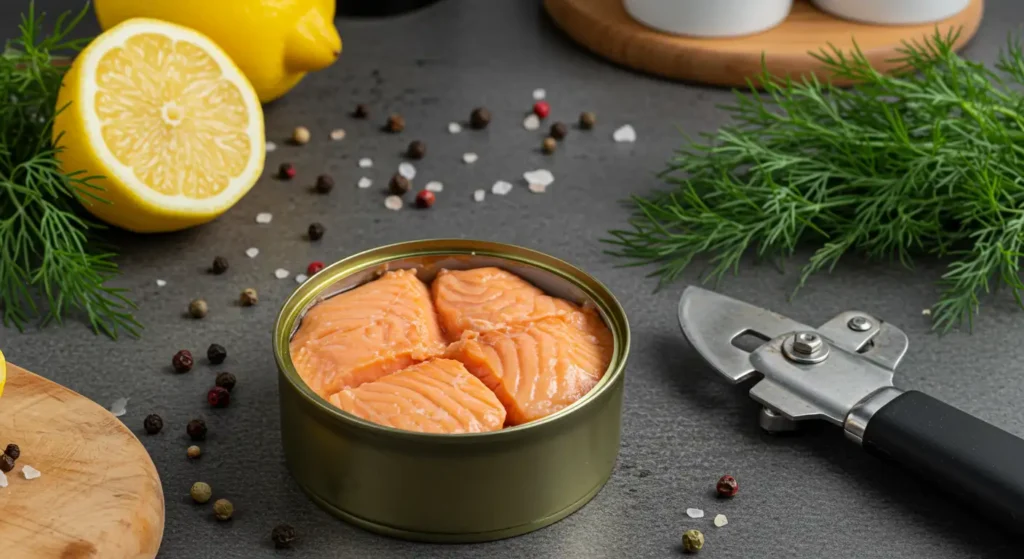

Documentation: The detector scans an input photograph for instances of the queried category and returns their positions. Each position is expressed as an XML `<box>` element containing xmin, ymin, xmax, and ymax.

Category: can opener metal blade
<box><xmin>679</xmin><ymin>286</ymin><xmax>1024</xmax><ymax>532</ymax></box>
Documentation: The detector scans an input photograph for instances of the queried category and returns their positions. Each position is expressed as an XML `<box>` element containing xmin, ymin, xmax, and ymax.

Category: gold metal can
<box><xmin>273</xmin><ymin>239</ymin><xmax>630</xmax><ymax>542</ymax></box>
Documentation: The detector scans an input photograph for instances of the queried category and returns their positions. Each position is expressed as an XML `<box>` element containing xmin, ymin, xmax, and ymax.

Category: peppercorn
<box><xmin>415</xmin><ymin>190</ymin><xmax>435</xmax><ymax>209</ymax></box>
<box><xmin>207</xmin><ymin>256</ymin><xmax>228</xmax><ymax>275</ymax></box>
<box><xmin>207</xmin><ymin>344</ymin><xmax>227</xmax><ymax>365</ymax></box>
<box><xmin>215</xmin><ymin>371</ymin><xmax>237</xmax><ymax>392</ymax></box>
<box><xmin>187</xmin><ymin>445</ymin><xmax>202</xmax><ymax>459</ymax></box>
<box><xmin>272</xmin><ymin>524</ymin><xmax>298</xmax><ymax>549</ymax></box>
<box><xmin>191</xmin><ymin>481</ymin><xmax>212</xmax><ymax>504</ymax></box>
<box><xmin>682</xmin><ymin>529</ymin><xmax>704</xmax><ymax>553</ymax></box>
<box><xmin>470</xmin><ymin>107</ymin><xmax>491</xmax><ymax>129</ymax></box>
<box><xmin>533</xmin><ymin>101</ymin><xmax>551</xmax><ymax>119</ymax></box>
<box><xmin>406</xmin><ymin>140</ymin><xmax>427</xmax><ymax>159</ymax></box>
<box><xmin>385</xmin><ymin>113</ymin><xmax>405</xmax><ymax>133</ymax></box>
<box><xmin>314</xmin><ymin>174</ymin><xmax>334</xmax><ymax>194</ymax></box>
<box><xmin>352</xmin><ymin>103</ymin><xmax>370</xmax><ymax>119</ymax></box>
<box><xmin>4</xmin><ymin>444</ymin><xmax>20</xmax><ymax>461</ymax></box>
<box><xmin>307</xmin><ymin>261</ymin><xmax>325</xmax><ymax>276</ymax></box>
<box><xmin>308</xmin><ymin>222</ymin><xmax>324</xmax><ymax>241</ymax></box>
<box><xmin>213</xmin><ymin>498</ymin><xmax>234</xmax><ymax>521</ymax></box>
<box><xmin>172</xmin><ymin>350</ymin><xmax>194</xmax><ymax>373</ymax></box>
<box><xmin>278</xmin><ymin>162</ymin><xmax>296</xmax><ymax>180</ymax></box>
<box><xmin>716</xmin><ymin>474</ymin><xmax>738</xmax><ymax>497</ymax></box>
<box><xmin>186</xmin><ymin>418</ymin><xmax>207</xmax><ymax>441</ymax></box>
<box><xmin>550</xmin><ymin>121</ymin><xmax>569</xmax><ymax>140</ymax></box>
<box><xmin>542</xmin><ymin>137</ymin><xmax>557</xmax><ymax>154</ymax></box>
<box><xmin>579</xmin><ymin>111</ymin><xmax>597</xmax><ymax>129</ymax></box>
<box><xmin>0</xmin><ymin>454</ymin><xmax>14</xmax><ymax>473</ymax></box>
<box><xmin>291</xmin><ymin>126</ymin><xmax>311</xmax><ymax>145</ymax></box>
<box><xmin>188</xmin><ymin>299</ymin><xmax>208</xmax><ymax>319</ymax></box>
<box><xmin>240</xmin><ymin>288</ymin><xmax>258</xmax><ymax>307</ymax></box>
<box><xmin>389</xmin><ymin>173</ymin><xmax>411</xmax><ymax>195</ymax></box>
<box><xmin>208</xmin><ymin>386</ymin><xmax>231</xmax><ymax>408</ymax></box>
<box><xmin>143</xmin><ymin>414</ymin><xmax>163</xmax><ymax>435</ymax></box>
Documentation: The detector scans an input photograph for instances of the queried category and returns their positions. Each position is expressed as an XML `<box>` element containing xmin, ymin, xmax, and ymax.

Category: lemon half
<box><xmin>0</xmin><ymin>350</ymin><xmax>6</xmax><ymax>399</ymax></box>
<box><xmin>54</xmin><ymin>18</ymin><xmax>265</xmax><ymax>233</ymax></box>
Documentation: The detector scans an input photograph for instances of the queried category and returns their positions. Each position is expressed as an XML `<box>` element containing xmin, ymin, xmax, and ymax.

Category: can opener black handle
<box><xmin>678</xmin><ymin>286</ymin><xmax>1024</xmax><ymax>532</ymax></box>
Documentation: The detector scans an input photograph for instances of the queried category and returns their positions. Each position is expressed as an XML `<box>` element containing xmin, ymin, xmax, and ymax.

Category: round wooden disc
<box><xmin>0</xmin><ymin>365</ymin><xmax>164</xmax><ymax>558</ymax></box>
<box><xmin>544</xmin><ymin>0</ymin><xmax>983</xmax><ymax>87</ymax></box>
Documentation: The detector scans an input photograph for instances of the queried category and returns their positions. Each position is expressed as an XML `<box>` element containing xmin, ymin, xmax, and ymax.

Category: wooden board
<box><xmin>544</xmin><ymin>0</ymin><xmax>983</xmax><ymax>87</ymax></box>
<box><xmin>0</xmin><ymin>365</ymin><xmax>164</xmax><ymax>558</ymax></box>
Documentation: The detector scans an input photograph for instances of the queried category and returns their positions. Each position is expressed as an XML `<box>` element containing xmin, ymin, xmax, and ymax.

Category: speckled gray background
<box><xmin>2</xmin><ymin>1</ymin><xmax>1024</xmax><ymax>557</ymax></box>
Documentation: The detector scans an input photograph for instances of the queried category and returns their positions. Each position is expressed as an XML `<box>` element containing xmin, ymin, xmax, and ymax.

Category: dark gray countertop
<box><xmin>3</xmin><ymin>1</ymin><xmax>1024</xmax><ymax>557</ymax></box>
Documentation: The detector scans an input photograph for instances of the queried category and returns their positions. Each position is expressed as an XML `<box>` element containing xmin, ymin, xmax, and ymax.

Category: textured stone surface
<box><xmin>2</xmin><ymin>1</ymin><xmax>1023</xmax><ymax>557</ymax></box>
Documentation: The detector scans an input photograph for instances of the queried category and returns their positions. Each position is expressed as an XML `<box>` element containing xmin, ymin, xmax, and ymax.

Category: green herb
<box><xmin>1</xmin><ymin>2</ymin><xmax>139</xmax><ymax>338</ymax></box>
<box><xmin>606</xmin><ymin>29</ymin><xmax>1024</xmax><ymax>333</ymax></box>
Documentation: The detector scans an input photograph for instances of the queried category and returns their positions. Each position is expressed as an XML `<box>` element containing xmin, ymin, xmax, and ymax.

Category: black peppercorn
<box><xmin>172</xmin><ymin>350</ymin><xmax>194</xmax><ymax>373</ymax></box>
<box><xmin>406</xmin><ymin>140</ymin><xmax>426</xmax><ymax>159</ymax></box>
<box><xmin>208</xmin><ymin>386</ymin><xmax>231</xmax><ymax>408</ymax></box>
<box><xmin>4</xmin><ymin>444</ymin><xmax>20</xmax><ymax>461</ymax></box>
<box><xmin>579</xmin><ymin>111</ymin><xmax>597</xmax><ymax>130</ymax></box>
<box><xmin>470</xmin><ymin>107</ymin><xmax>491</xmax><ymax>129</ymax></box>
<box><xmin>272</xmin><ymin>524</ymin><xmax>298</xmax><ymax>549</ymax></box>
<box><xmin>307</xmin><ymin>222</ymin><xmax>324</xmax><ymax>241</ymax></box>
<box><xmin>186</xmin><ymin>418</ymin><xmax>207</xmax><ymax>441</ymax></box>
<box><xmin>385</xmin><ymin>113</ymin><xmax>405</xmax><ymax>133</ymax></box>
<box><xmin>210</xmin><ymin>256</ymin><xmax>228</xmax><ymax>275</ymax></box>
<box><xmin>542</xmin><ymin>137</ymin><xmax>557</xmax><ymax>154</ymax></box>
<box><xmin>314</xmin><ymin>174</ymin><xmax>334</xmax><ymax>194</ymax></box>
<box><xmin>352</xmin><ymin>103</ymin><xmax>370</xmax><ymax>119</ymax></box>
<box><xmin>143</xmin><ymin>414</ymin><xmax>163</xmax><ymax>435</ymax></box>
<box><xmin>278</xmin><ymin>162</ymin><xmax>296</xmax><ymax>180</ymax></box>
<box><xmin>0</xmin><ymin>453</ymin><xmax>14</xmax><ymax>473</ymax></box>
<box><xmin>550</xmin><ymin>122</ymin><xmax>569</xmax><ymax>140</ymax></box>
<box><xmin>389</xmin><ymin>173</ymin><xmax>411</xmax><ymax>195</ymax></box>
<box><xmin>215</xmin><ymin>371</ymin><xmax>237</xmax><ymax>392</ymax></box>
<box><xmin>207</xmin><ymin>344</ymin><xmax>227</xmax><ymax>365</ymax></box>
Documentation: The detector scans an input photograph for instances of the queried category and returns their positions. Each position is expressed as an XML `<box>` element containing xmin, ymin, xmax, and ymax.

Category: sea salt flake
<box><xmin>532</xmin><ymin>88</ymin><xmax>546</xmax><ymax>100</ymax></box>
<box><xmin>922</xmin><ymin>308</ymin><xmax>932</xmax><ymax>316</ymax></box>
<box><xmin>523</xmin><ymin>169</ymin><xmax>554</xmax><ymax>187</ymax></box>
<box><xmin>425</xmin><ymin>181</ymin><xmax>444</xmax><ymax>192</ymax></box>
<box><xmin>523</xmin><ymin>114</ymin><xmax>540</xmax><ymax>130</ymax></box>
<box><xmin>110</xmin><ymin>397</ymin><xmax>129</xmax><ymax>417</ymax></box>
<box><xmin>448</xmin><ymin>122</ymin><xmax>462</xmax><ymax>134</ymax></box>
<box><xmin>714</xmin><ymin>514</ymin><xmax>728</xmax><ymax>528</ymax></box>
<box><xmin>357</xmin><ymin>177</ymin><xmax>373</xmax><ymax>189</ymax></box>
<box><xmin>245</xmin><ymin>247</ymin><xmax>260</xmax><ymax>258</ymax></box>
<box><xmin>255</xmin><ymin>212</ymin><xmax>273</xmax><ymax>224</ymax></box>
<box><xmin>358</xmin><ymin>157</ymin><xmax>373</xmax><ymax>168</ymax></box>
<box><xmin>399</xmin><ymin>162</ymin><xmax>417</xmax><ymax>180</ymax></box>
<box><xmin>155</xmin><ymin>279</ymin><xmax>167</xmax><ymax>287</ymax></box>
<box><xmin>294</xmin><ymin>274</ymin><xmax>309</xmax><ymax>284</ymax></box>
<box><xmin>385</xmin><ymin>195</ymin><xmax>403</xmax><ymax>210</ymax></box>
<box><xmin>613</xmin><ymin>124</ymin><xmax>637</xmax><ymax>143</ymax></box>
<box><xmin>462</xmin><ymin>152</ymin><xmax>478</xmax><ymax>164</ymax></box>
<box><xmin>528</xmin><ymin>183</ymin><xmax>547</xmax><ymax>194</ymax></box>
<box><xmin>275</xmin><ymin>268</ymin><xmax>290</xmax><ymax>279</ymax></box>
<box><xmin>329</xmin><ymin>128</ymin><xmax>346</xmax><ymax>141</ymax></box>
<box><xmin>21</xmin><ymin>465</ymin><xmax>40</xmax><ymax>480</ymax></box>
<box><xmin>265</xmin><ymin>141</ymin><xmax>277</xmax><ymax>152</ymax></box>
<box><xmin>686</xmin><ymin>508</ymin><xmax>704</xmax><ymax>519</ymax></box>
<box><xmin>492</xmin><ymin>180</ymin><xmax>513</xmax><ymax>195</ymax></box>
<box><xmin>0</xmin><ymin>471</ymin><xmax>7</xmax><ymax>488</ymax></box>
<box><xmin>473</xmin><ymin>189</ymin><xmax>486</xmax><ymax>202</ymax></box>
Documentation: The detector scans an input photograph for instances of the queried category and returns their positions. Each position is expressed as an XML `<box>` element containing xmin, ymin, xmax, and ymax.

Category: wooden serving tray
<box><xmin>0</xmin><ymin>364</ymin><xmax>164</xmax><ymax>558</ymax></box>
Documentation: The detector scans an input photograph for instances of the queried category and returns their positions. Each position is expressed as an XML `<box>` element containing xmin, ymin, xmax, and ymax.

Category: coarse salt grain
<box><xmin>492</xmin><ymin>180</ymin><xmax>513</xmax><ymax>195</ymax></box>
<box><xmin>473</xmin><ymin>189</ymin><xmax>486</xmax><ymax>202</ymax></box>
<box><xmin>613</xmin><ymin>124</ymin><xmax>637</xmax><ymax>143</ymax></box>
<box><xmin>462</xmin><ymin>153</ymin><xmax>478</xmax><ymax>164</ymax></box>
<box><xmin>265</xmin><ymin>141</ymin><xmax>277</xmax><ymax>152</ymax></box>
<box><xmin>523</xmin><ymin>114</ymin><xmax>540</xmax><ymax>130</ymax></box>
<box><xmin>21</xmin><ymin>465</ymin><xmax>40</xmax><ymax>480</ymax></box>
<box><xmin>294</xmin><ymin>274</ymin><xmax>309</xmax><ymax>284</ymax></box>
<box><xmin>275</xmin><ymin>268</ymin><xmax>290</xmax><ymax>279</ymax></box>
<box><xmin>255</xmin><ymin>212</ymin><xmax>273</xmax><ymax>224</ymax></box>
<box><xmin>110</xmin><ymin>397</ymin><xmax>129</xmax><ymax>417</ymax></box>
<box><xmin>156</xmin><ymin>279</ymin><xmax>167</xmax><ymax>287</ymax></box>
<box><xmin>686</xmin><ymin>508</ymin><xmax>704</xmax><ymax>519</ymax></box>
<box><xmin>922</xmin><ymin>309</ymin><xmax>932</xmax><ymax>316</ymax></box>
<box><xmin>448</xmin><ymin>122</ymin><xmax>462</xmax><ymax>134</ymax></box>
<box><xmin>0</xmin><ymin>471</ymin><xmax>7</xmax><ymax>488</ymax></box>
<box><xmin>528</xmin><ymin>183</ymin><xmax>547</xmax><ymax>194</ymax></box>
<box><xmin>358</xmin><ymin>177</ymin><xmax>372</xmax><ymax>189</ymax></box>
<box><xmin>385</xmin><ymin>195</ymin><xmax>403</xmax><ymax>211</ymax></box>
<box><xmin>523</xmin><ymin>169</ymin><xmax>554</xmax><ymax>187</ymax></box>
<box><xmin>532</xmin><ymin>88</ymin><xmax>546</xmax><ymax>100</ymax></box>
<box><xmin>329</xmin><ymin>128</ymin><xmax>346</xmax><ymax>141</ymax></box>
<box><xmin>399</xmin><ymin>162</ymin><xmax>417</xmax><ymax>180</ymax></box>
<box><xmin>714</xmin><ymin>514</ymin><xmax>728</xmax><ymax>528</ymax></box>
<box><xmin>245</xmin><ymin>247</ymin><xmax>259</xmax><ymax>258</ymax></box>
<box><xmin>425</xmin><ymin>181</ymin><xmax>444</xmax><ymax>192</ymax></box>
<box><xmin>358</xmin><ymin>158</ymin><xmax>373</xmax><ymax>168</ymax></box>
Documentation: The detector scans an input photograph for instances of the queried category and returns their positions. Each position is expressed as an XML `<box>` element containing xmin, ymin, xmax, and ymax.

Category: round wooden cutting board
<box><xmin>0</xmin><ymin>365</ymin><xmax>164</xmax><ymax>559</ymax></box>
<box><xmin>544</xmin><ymin>0</ymin><xmax>983</xmax><ymax>87</ymax></box>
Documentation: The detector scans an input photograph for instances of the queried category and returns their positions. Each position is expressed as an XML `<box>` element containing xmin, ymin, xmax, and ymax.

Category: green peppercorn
<box><xmin>550</xmin><ymin>121</ymin><xmax>569</xmax><ymax>140</ymax></box>
<box><xmin>579</xmin><ymin>111</ymin><xmax>597</xmax><ymax>130</ymax></box>
<box><xmin>682</xmin><ymin>529</ymin><xmax>704</xmax><ymax>553</ymax></box>
<box><xmin>186</xmin><ymin>418</ymin><xmax>207</xmax><ymax>441</ymax></box>
<box><xmin>187</xmin><ymin>445</ymin><xmax>202</xmax><ymax>459</ymax></box>
<box><xmin>308</xmin><ymin>222</ymin><xmax>324</xmax><ymax>241</ymax></box>
<box><xmin>385</xmin><ymin>113</ymin><xmax>405</xmax><ymax>133</ymax></box>
<box><xmin>213</xmin><ymin>498</ymin><xmax>234</xmax><ymax>521</ymax></box>
<box><xmin>210</xmin><ymin>256</ymin><xmax>229</xmax><ymax>275</ymax></box>
<box><xmin>240</xmin><ymin>288</ymin><xmax>258</xmax><ymax>307</ymax></box>
<box><xmin>0</xmin><ymin>453</ymin><xmax>14</xmax><ymax>473</ymax></box>
<box><xmin>4</xmin><ymin>444</ymin><xmax>20</xmax><ymax>461</ymax></box>
<box><xmin>542</xmin><ymin>137</ymin><xmax>557</xmax><ymax>154</ymax></box>
<box><xmin>188</xmin><ymin>299</ymin><xmax>208</xmax><ymax>319</ymax></box>
<box><xmin>190</xmin><ymin>481</ymin><xmax>212</xmax><ymax>504</ymax></box>
<box><xmin>215</xmin><ymin>371</ymin><xmax>237</xmax><ymax>392</ymax></box>
<box><xmin>406</xmin><ymin>140</ymin><xmax>426</xmax><ymax>159</ymax></box>
<box><xmin>143</xmin><ymin>414</ymin><xmax>163</xmax><ymax>435</ymax></box>
<box><xmin>272</xmin><ymin>524</ymin><xmax>298</xmax><ymax>549</ymax></box>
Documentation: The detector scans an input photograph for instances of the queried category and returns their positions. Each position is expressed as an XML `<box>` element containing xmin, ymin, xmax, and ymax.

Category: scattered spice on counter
<box><xmin>532</xmin><ymin>88</ymin><xmax>546</xmax><ymax>100</ymax></box>
<box><xmin>156</xmin><ymin>279</ymin><xmax>167</xmax><ymax>287</ymax></box>
<box><xmin>523</xmin><ymin>114</ymin><xmax>540</xmax><ymax>130</ymax></box>
<box><xmin>187</xmin><ymin>419</ymin><xmax>208</xmax><ymax>441</ymax></box>
<box><xmin>353</xmin><ymin>103</ymin><xmax>370</xmax><ymax>119</ymax></box>
<box><xmin>416</xmin><ymin>190</ymin><xmax>435</xmax><ymax>209</ymax></box>
<box><xmin>0</xmin><ymin>471</ymin><xmax>7</xmax><ymax>488</ymax></box>
<box><xmin>191</xmin><ymin>481</ymin><xmax>212</xmax><ymax>504</ymax></box>
<box><xmin>208</xmin><ymin>386</ymin><xmax>231</xmax><ymax>408</ymax></box>
<box><xmin>21</xmin><ymin>465</ymin><xmax>40</xmax><ymax>480</ymax></box>
<box><xmin>716</xmin><ymin>475</ymin><xmax>738</xmax><ymax>497</ymax></box>
<box><xmin>278</xmin><ymin>162</ymin><xmax>296</xmax><ymax>180</ymax></box>
<box><xmin>187</xmin><ymin>445</ymin><xmax>202</xmax><ymax>459</ymax></box>
<box><xmin>210</xmin><ymin>256</ymin><xmax>229</xmax><ymax>275</ymax></box>
<box><xmin>613</xmin><ymin>124</ymin><xmax>637</xmax><ymax>143</ymax></box>
<box><xmin>524</xmin><ymin>169</ymin><xmax>555</xmax><ymax>189</ymax></box>
<box><xmin>215</xmin><ymin>372</ymin><xmax>237</xmax><ymax>392</ymax></box>
<box><xmin>272</xmin><ymin>524</ymin><xmax>298</xmax><ymax>549</ymax></box>
<box><xmin>143</xmin><ymin>414</ymin><xmax>164</xmax><ymax>435</ymax></box>
<box><xmin>265</xmin><ymin>141</ymin><xmax>277</xmax><ymax>153</ymax></box>
<box><xmin>307</xmin><ymin>261</ymin><xmax>325</xmax><ymax>276</ymax></box>
<box><xmin>173</xmin><ymin>350</ymin><xmax>194</xmax><ymax>373</ymax></box>
<box><xmin>5</xmin><ymin>444</ymin><xmax>20</xmax><ymax>461</ymax></box>
<box><xmin>213</xmin><ymin>498</ymin><xmax>234</xmax><ymax>521</ymax></box>
<box><xmin>550</xmin><ymin>122</ymin><xmax>568</xmax><ymax>140</ymax></box>
<box><xmin>295</xmin><ymin>274</ymin><xmax>308</xmax><ymax>284</ymax></box>
<box><xmin>533</xmin><ymin>101</ymin><xmax>550</xmax><ymax>119</ymax></box>
<box><xmin>110</xmin><ymin>397</ymin><xmax>129</xmax><ymax>417</ymax></box>
<box><xmin>245</xmin><ymin>248</ymin><xmax>260</xmax><ymax>259</ymax></box>
<box><xmin>357</xmin><ymin>177</ymin><xmax>373</xmax><ymax>189</ymax></box>
<box><xmin>385</xmin><ymin>113</ymin><xmax>405</xmax><ymax>133</ymax></box>
<box><xmin>291</xmin><ymin>126</ymin><xmax>311</xmax><ymax>145</ymax></box>
<box><xmin>528</xmin><ymin>183</ymin><xmax>547</xmax><ymax>194</ymax></box>
<box><xmin>315</xmin><ymin>174</ymin><xmax>335</xmax><ymax>194</ymax></box>
<box><xmin>425</xmin><ymin>181</ymin><xmax>443</xmax><ymax>193</ymax></box>
<box><xmin>714</xmin><ymin>514</ymin><xmax>728</xmax><ymax>528</ymax></box>
<box><xmin>308</xmin><ymin>222</ymin><xmax>325</xmax><ymax>241</ymax></box>
<box><xmin>0</xmin><ymin>454</ymin><xmax>14</xmax><ymax>473</ymax></box>
<box><xmin>542</xmin><ymin>137</ymin><xmax>557</xmax><ymax>154</ymax></box>
<box><xmin>682</xmin><ymin>529</ymin><xmax>704</xmax><ymax>553</ymax></box>
<box><xmin>389</xmin><ymin>174</ymin><xmax>411</xmax><ymax>195</ymax></box>
<box><xmin>384</xmin><ymin>195</ymin><xmax>404</xmax><ymax>211</ymax></box>
<box><xmin>448</xmin><ymin>122</ymin><xmax>462</xmax><ymax>134</ymax></box>
<box><xmin>275</xmin><ymin>269</ymin><xmax>291</xmax><ymax>280</ymax></box>
<box><xmin>358</xmin><ymin>157</ymin><xmax>373</xmax><ymax>168</ymax></box>
<box><xmin>240</xmin><ymin>288</ymin><xmax>259</xmax><ymax>306</ymax></box>
<box><xmin>398</xmin><ymin>162</ymin><xmax>417</xmax><ymax>180</ymax></box>
<box><xmin>188</xmin><ymin>299</ymin><xmax>208</xmax><ymax>319</ymax></box>
<box><xmin>207</xmin><ymin>344</ymin><xmax>227</xmax><ymax>365</ymax></box>
<box><xmin>256</xmin><ymin>212</ymin><xmax>273</xmax><ymax>224</ymax></box>
<box><xmin>329</xmin><ymin>128</ymin><xmax>346</xmax><ymax>141</ymax></box>
<box><xmin>579</xmin><ymin>111</ymin><xmax>596</xmax><ymax>129</ymax></box>
<box><xmin>686</xmin><ymin>508</ymin><xmax>704</xmax><ymax>519</ymax></box>
<box><xmin>470</xmin><ymin>107</ymin><xmax>491</xmax><ymax>129</ymax></box>
<box><xmin>473</xmin><ymin>189</ymin><xmax>486</xmax><ymax>202</ymax></box>
<box><xmin>462</xmin><ymin>152</ymin><xmax>478</xmax><ymax>164</ymax></box>
<box><xmin>491</xmin><ymin>181</ymin><xmax>512</xmax><ymax>196</ymax></box>
<box><xmin>406</xmin><ymin>140</ymin><xmax>427</xmax><ymax>159</ymax></box>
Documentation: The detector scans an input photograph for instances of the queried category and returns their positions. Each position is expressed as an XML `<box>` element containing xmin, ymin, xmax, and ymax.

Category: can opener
<box><xmin>678</xmin><ymin>286</ymin><xmax>1024</xmax><ymax>531</ymax></box>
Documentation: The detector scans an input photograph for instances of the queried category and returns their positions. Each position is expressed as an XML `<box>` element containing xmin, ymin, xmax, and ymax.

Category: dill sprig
<box><xmin>0</xmin><ymin>2</ymin><xmax>140</xmax><ymax>338</ymax></box>
<box><xmin>606</xmin><ymin>29</ymin><xmax>1024</xmax><ymax>333</ymax></box>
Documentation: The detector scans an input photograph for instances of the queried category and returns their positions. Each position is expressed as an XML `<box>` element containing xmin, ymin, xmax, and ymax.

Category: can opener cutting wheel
<box><xmin>678</xmin><ymin>286</ymin><xmax>1024</xmax><ymax>531</ymax></box>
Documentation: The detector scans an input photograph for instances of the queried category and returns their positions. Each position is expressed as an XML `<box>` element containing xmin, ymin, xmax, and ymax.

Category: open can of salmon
<box><xmin>273</xmin><ymin>239</ymin><xmax>630</xmax><ymax>542</ymax></box>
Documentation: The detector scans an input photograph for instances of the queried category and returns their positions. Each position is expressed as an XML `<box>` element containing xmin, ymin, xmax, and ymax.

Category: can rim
<box><xmin>273</xmin><ymin>239</ymin><xmax>630</xmax><ymax>442</ymax></box>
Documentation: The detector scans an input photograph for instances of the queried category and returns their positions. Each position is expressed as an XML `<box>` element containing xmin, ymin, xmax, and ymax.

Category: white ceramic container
<box><xmin>623</xmin><ymin>0</ymin><xmax>793</xmax><ymax>38</ymax></box>
<box><xmin>812</xmin><ymin>0</ymin><xmax>971</xmax><ymax>25</ymax></box>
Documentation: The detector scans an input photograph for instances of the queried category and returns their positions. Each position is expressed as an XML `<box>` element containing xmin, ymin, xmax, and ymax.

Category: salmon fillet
<box><xmin>444</xmin><ymin>314</ymin><xmax>614</xmax><ymax>425</ymax></box>
<box><xmin>328</xmin><ymin>359</ymin><xmax>506</xmax><ymax>433</ymax></box>
<box><xmin>431</xmin><ymin>267</ymin><xmax>578</xmax><ymax>341</ymax></box>
<box><xmin>290</xmin><ymin>270</ymin><xmax>446</xmax><ymax>398</ymax></box>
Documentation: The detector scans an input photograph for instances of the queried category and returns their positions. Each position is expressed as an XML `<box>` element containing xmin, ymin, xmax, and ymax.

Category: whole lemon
<box><xmin>94</xmin><ymin>0</ymin><xmax>341</xmax><ymax>102</ymax></box>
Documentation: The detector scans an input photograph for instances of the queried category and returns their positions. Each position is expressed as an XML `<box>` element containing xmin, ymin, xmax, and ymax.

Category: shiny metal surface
<box><xmin>844</xmin><ymin>386</ymin><xmax>905</xmax><ymax>445</ymax></box>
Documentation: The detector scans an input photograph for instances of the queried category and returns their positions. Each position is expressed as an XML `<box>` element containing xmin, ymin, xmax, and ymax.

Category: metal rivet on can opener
<box><xmin>783</xmin><ymin>331</ymin><xmax>830</xmax><ymax>364</ymax></box>
<box><xmin>847</xmin><ymin>316</ymin><xmax>872</xmax><ymax>332</ymax></box>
